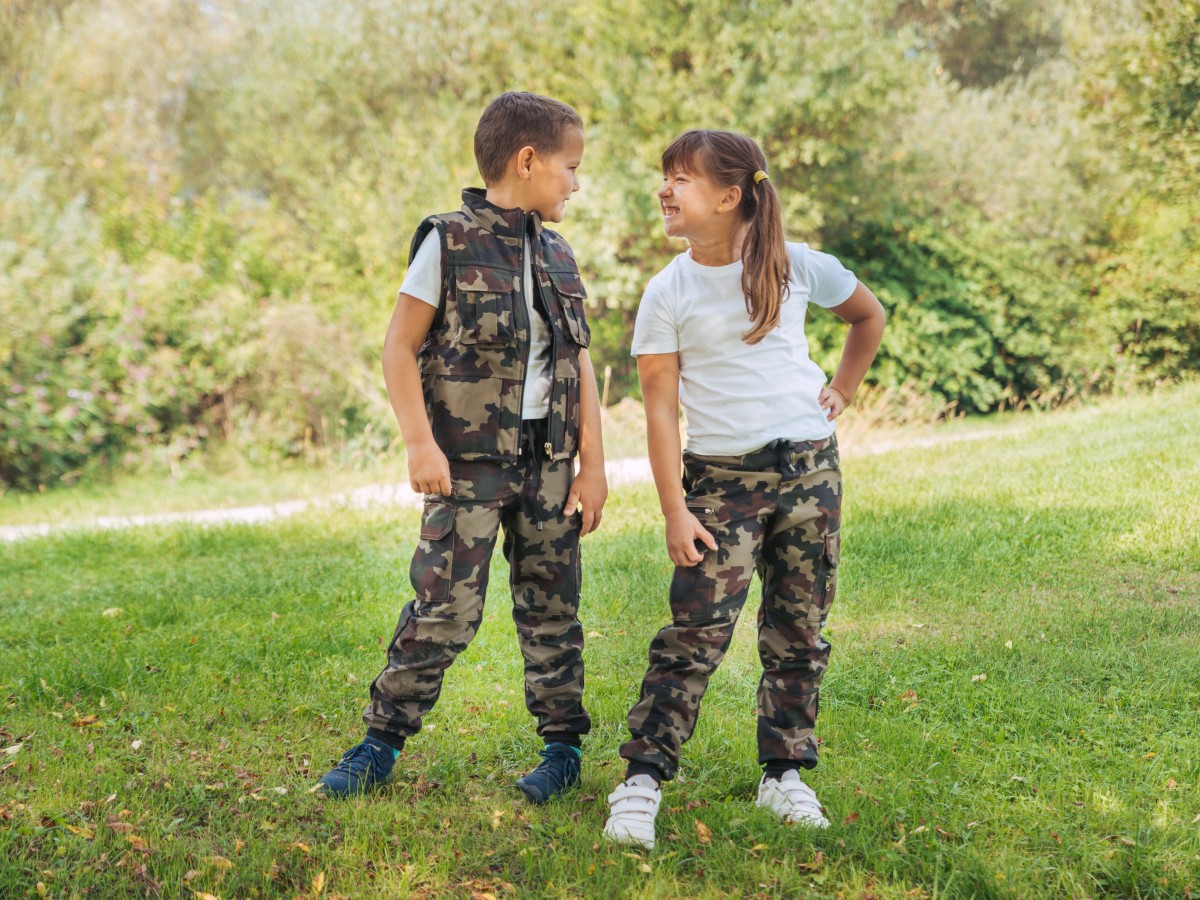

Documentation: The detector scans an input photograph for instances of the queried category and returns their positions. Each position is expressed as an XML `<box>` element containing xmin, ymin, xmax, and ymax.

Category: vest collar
<box><xmin>461</xmin><ymin>188</ymin><xmax>543</xmax><ymax>241</ymax></box>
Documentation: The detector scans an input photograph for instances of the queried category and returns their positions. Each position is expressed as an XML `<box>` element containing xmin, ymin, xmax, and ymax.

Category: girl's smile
<box><xmin>657</xmin><ymin>170</ymin><xmax>735</xmax><ymax>244</ymax></box>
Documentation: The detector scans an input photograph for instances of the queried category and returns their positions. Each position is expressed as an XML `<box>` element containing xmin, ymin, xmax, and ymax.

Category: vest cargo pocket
<box><xmin>427</xmin><ymin>374</ymin><xmax>522</xmax><ymax>458</ymax></box>
<box><xmin>548</xmin><ymin>270</ymin><xmax>591</xmax><ymax>348</ymax></box>
<box><xmin>807</xmin><ymin>530</ymin><xmax>840</xmax><ymax>627</ymax></box>
<box><xmin>454</xmin><ymin>275</ymin><xmax>517</xmax><ymax>347</ymax></box>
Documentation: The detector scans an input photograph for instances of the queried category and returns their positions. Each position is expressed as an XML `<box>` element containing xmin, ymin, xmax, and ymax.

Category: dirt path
<box><xmin>0</xmin><ymin>458</ymin><xmax>657</xmax><ymax>543</ymax></box>
<box><xmin>0</xmin><ymin>421</ymin><xmax>1029</xmax><ymax>543</ymax></box>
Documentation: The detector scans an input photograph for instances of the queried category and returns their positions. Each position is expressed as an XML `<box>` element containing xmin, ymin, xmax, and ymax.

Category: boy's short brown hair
<box><xmin>474</xmin><ymin>92</ymin><xmax>583</xmax><ymax>185</ymax></box>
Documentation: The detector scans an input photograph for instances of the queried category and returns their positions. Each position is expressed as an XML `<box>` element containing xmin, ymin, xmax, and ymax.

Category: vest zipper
<box><xmin>514</xmin><ymin>220</ymin><xmax>530</xmax><ymax>457</ymax></box>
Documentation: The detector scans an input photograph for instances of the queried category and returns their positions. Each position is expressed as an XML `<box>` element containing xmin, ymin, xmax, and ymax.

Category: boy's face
<box><xmin>525</xmin><ymin>127</ymin><xmax>584</xmax><ymax>223</ymax></box>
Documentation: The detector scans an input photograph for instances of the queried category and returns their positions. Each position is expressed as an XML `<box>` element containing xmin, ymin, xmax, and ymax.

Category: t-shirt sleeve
<box><xmin>796</xmin><ymin>245</ymin><xmax>857</xmax><ymax>309</ymax></box>
<box><xmin>397</xmin><ymin>231</ymin><xmax>442</xmax><ymax>308</ymax></box>
<box><xmin>630</xmin><ymin>281</ymin><xmax>678</xmax><ymax>356</ymax></box>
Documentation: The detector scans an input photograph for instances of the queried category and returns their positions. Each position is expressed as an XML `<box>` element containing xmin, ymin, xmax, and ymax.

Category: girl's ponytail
<box><xmin>740</xmin><ymin>170</ymin><xmax>788</xmax><ymax>345</ymax></box>
<box><xmin>661</xmin><ymin>130</ymin><xmax>789</xmax><ymax>345</ymax></box>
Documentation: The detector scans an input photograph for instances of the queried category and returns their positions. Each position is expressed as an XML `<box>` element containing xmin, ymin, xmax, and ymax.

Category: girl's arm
<box><xmin>638</xmin><ymin>352</ymin><xmax>718</xmax><ymax>567</ymax></box>
<box><xmin>819</xmin><ymin>281</ymin><xmax>887</xmax><ymax>420</ymax></box>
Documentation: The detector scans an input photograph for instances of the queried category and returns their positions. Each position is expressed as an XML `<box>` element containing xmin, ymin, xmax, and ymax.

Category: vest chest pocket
<box><xmin>454</xmin><ymin>270</ymin><xmax>518</xmax><ymax>347</ymax></box>
<box><xmin>547</xmin><ymin>269</ymin><xmax>591</xmax><ymax>348</ymax></box>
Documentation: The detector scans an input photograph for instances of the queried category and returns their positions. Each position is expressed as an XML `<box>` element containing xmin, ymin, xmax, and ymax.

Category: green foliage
<box><xmin>894</xmin><ymin>0</ymin><xmax>1064</xmax><ymax>86</ymax></box>
<box><xmin>818</xmin><ymin>213</ymin><xmax>1104</xmax><ymax>412</ymax></box>
<box><xmin>2</xmin><ymin>0</ymin><xmax>1198</xmax><ymax>488</ymax></box>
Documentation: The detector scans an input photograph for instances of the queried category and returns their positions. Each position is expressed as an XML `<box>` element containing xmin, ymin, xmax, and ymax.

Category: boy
<box><xmin>317</xmin><ymin>92</ymin><xmax>608</xmax><ymax>803</ymax></box>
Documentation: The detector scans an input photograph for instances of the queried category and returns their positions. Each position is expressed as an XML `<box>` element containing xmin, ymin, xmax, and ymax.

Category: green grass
<box><xmin>2</xmin><ymin>384</ymin><xmax>1199</xmax><ymax>898</ymax></box>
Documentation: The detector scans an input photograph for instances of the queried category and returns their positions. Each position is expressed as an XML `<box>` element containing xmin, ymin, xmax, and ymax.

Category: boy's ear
<box><xmin>514</xmin><ymin>145</ymin><xmax>536</xmax><ymax>180</ymax></box>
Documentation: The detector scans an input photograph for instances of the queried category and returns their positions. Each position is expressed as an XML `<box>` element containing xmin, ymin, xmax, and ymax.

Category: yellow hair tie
<box><xmin>753</xmin><ymin>170</ymin><xmax>769</xmax><ymax>184</ymax></box>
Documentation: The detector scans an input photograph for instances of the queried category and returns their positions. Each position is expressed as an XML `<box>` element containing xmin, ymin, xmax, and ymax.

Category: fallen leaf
<box><xmin>183</xmin><ymin>870</ymin><xmax>201</xmax><ymax>882</ymax></box>
<box><xmin>843</xmin><ymin>812</ymin><xmax>860</xmax><ymax>825</ymax></box>
<box><xmin>2</xmin><ymin>744</ymin><xmax>21</xmax><ymax>756</ymax></box>
<box><xmin>70</xmin><ymin>715</ymin><xmax>101</xmax><ymax>728</ymax></box>
<box><xmin>131</xmin><ymin>740</ymin><xmax>143</xmax><ymax>751</ymax></box>
<box><xmin>1168</xmin><ymin>779</ymin><xmax>1178</xmax><ymax>791</ymax></box>
<box><xmin>312</xmin><ymin>871</ymin><xmax>326</xmax><ymax>894</ymax></box>
<box><xmin>639</xmin><ymin>863</ymin><xmax>652</xmax><ymax>873</ymax></box>
<box><xmin>102</xmin><ymin>607</ymin><xmax>123</xmax><ymax>618</ymax></box>
<box><xmin>207</xmin><ymin>855</ymin><xmax>234</xmax><ymax>869</ymax></box>
<box><xmin>107</xmin><ymin>818</ymin><xmax>135</xmax><ymax>834</ymax></box>
<box><xmin>64</xmin><ymin>825</ymin><xmax>95</xmax><ymax>840</ymax></box>
<box><xmin>289</xmin><ymin>842</ymin><xmax>311</xmax><ymax>853</ymax></box>
<box><xmin>694</xmin><ymin>819</ymin><xmax>711</xmax><ymax>844</ymax></box>
<box><xmin>798</xmin><ymin>850</ymin><xmax>825</xmax><ymax>872</ymax></box>
<box><xmin>971</xmin><ymin>673</ymin><xmax>987</xmax><ymax>683</ymax></box>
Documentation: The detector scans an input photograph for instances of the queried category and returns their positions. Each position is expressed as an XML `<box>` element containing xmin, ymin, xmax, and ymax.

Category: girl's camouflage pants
<box><xmin>363</xmin><ymin>420</ymin><xmax>590</xmax><ymax>746</ymax></box>
<box><xmin>620</xmin><ymin>435</ymin><xmax>841</xmax><ymax>780</ymax></box>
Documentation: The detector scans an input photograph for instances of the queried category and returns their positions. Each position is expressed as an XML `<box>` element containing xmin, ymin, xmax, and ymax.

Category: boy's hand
<box><xmin>408</xmin><ymin>440</ymin><xmax>452</xmax><ymax>496</ymax></box>
<box><xmin>566</xmin><ymin>465</ymin><xmax>608</xmax><ymax>536</ymax></box>
<box><xmin>818</xmin><ymin>384</ymin><xmax>849</xmax><ymax>421</ymax></box>
<box><xmin>665</xmin><ymin>508</ymin><xmax>718</xmax><ymax>567</ymax></box>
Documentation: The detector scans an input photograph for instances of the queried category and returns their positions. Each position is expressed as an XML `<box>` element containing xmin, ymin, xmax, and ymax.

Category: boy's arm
<box><xmin>818</xmin><ymin>280</ymin><xmax>887</xmax><ymax>420</ymax></box>
<box><xmin>637</xmin><ymin>352</ymin><xmax>717</xmax><ymax>568</ymax></box>
<box><xmin>382</xmin><ymin>293</ymin><xmax>452</xmax><ymax>495</ymax></box>
<box><xmin>566</xmin><ymin>348</ymin><xmax>608</xmax><ymax>536</ymax></box>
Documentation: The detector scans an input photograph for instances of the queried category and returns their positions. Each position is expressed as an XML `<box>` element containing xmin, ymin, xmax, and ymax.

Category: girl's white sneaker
<box><xmin>602</xmin><ymin>774</ymin><xmax>662</xmax><ymax>850</ymax></box>
<box><xmin>756</xmin><ymin>770</ymin><xmax>830</xmax><ymax>828</ymax></box>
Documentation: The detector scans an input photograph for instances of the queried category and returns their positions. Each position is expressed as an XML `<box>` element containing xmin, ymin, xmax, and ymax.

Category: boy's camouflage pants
<box><xmin>620</xmin><ymin>436</ymin><xmax>841</xmax><ymax>780</ymax></box>
<box><xmin>363</xmin><ymin>420</ymin><xmax>590</xmax><ymax>745</ymax></box>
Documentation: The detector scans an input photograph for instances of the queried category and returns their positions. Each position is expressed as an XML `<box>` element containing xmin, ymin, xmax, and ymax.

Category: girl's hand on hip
<box><xmin>665</xmin><ymin>509</ymin><xmax>718</xmax><ymax>567</ymax></box>
<box><xmin>819</xmin><ymin>384</ymin><xmax>849</xmax><ymax>421</ymax></box>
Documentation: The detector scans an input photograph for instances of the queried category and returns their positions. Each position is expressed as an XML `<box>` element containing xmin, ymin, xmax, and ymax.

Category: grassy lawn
<box><xmin>2</xmin><ymin>384</ymin><xmax>1199</xmax><ymax>898</ymax></box>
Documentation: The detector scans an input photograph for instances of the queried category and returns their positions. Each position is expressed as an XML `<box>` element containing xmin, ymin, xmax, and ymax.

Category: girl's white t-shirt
<box><xmin>400</xmin><ymin>231</ymin><xmax>552</xmax><ymax>420</ymax></box>
<box><xmin>631</xmin><ymin>242</ymin><xmax>857</xmax><ymax>456</ymax></box>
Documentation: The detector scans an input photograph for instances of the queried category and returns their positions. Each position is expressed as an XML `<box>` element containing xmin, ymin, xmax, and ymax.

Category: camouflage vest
<box><xmin>410</xmin><ymin>188</ymin><xmax>592</xmax><ymax>462</ymax></box>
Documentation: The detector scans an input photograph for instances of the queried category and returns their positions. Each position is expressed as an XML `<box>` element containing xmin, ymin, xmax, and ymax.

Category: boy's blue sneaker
<box><xmin>315</xmin><ymin>737</ymin><xmax>395</xmax><ymax>798</ymax></box>
<box><xmin>516</xmin><ymin>742</ymin><xmax>581</xmax><ymax>804</ymax></box>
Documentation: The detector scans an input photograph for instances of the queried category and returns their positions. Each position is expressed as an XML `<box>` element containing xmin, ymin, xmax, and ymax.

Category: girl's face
<box><xmin>657</xmin><ymin>164</ymin><xmax>736</xmax><ymax>242</ymax></box>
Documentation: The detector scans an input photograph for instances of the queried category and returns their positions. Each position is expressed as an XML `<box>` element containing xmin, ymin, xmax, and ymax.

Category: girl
<box><xmin>603</xmin><ymin>130</ymin><xmax>886</xmax><ymax>850</ymax></box>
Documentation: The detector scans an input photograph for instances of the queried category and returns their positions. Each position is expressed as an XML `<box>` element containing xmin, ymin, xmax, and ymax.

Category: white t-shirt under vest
<box><xmin>400</xmin><ymin>231</ymin><xmax>552</xmax><ymax>420</ymax></box>
<box><xmin>631</xmin><ymin>242</ymin><xmax>857</xmax><ymax>456</ymax></box>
